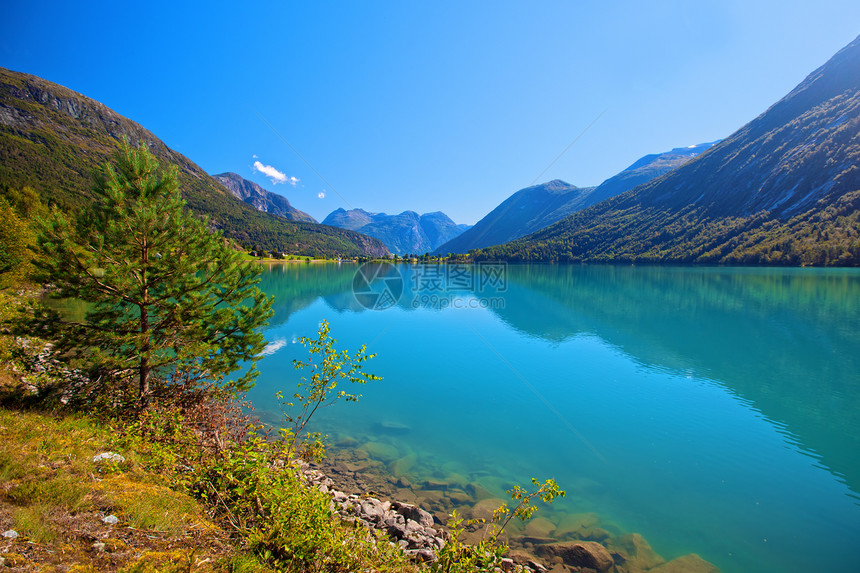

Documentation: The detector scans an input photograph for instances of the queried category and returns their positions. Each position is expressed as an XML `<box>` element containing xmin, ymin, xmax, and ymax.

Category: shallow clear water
<box><xmin>244</xmin><ymin>263</ymin><xmax>860</xmax><ymax>573</ymax></box>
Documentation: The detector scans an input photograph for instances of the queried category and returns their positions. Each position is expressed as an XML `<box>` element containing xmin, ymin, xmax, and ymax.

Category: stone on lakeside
<box><xmin>92</xmin><ymin>452</ymin><xmax>125</xmax><ymax>463</ymax></box>
<box><xmin>393</xmin><ymin>501</ymin><xmax>435</xmax><ymax>527</ymax></box>
<box><xmin>359</xmin><ymin>497</ymin><xmax>387</xmax><ymax>523</ymax></box>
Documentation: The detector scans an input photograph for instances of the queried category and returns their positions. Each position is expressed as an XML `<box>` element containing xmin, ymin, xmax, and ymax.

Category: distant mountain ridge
<box><xmin>0</xmin><ymin>67</ymin><xmax>388</xmax><ymax>257</ymax></box>
<box><xmin>585</xmin><ymin>142</ymin><xmax>718</xmax><ymax>206</ymax></box>
<box><xmin>438</xmin><ymin>142</ymin><xmax>716</xmax><ymax>254</ymax></box>
<box><xmin>475</xmin><ymin>35</ymin><xmax>860</xmax><ymax>265</ymax></box>
<box><xmin>212</xmin><ymin>172</ymin><xmax>316</xmax><ymax>223</ymax></box>
<box><xmin>323</xmin><ymin>208</ymin><xmax>471</xmax><ymax>255</ymax></box>
<box><xmin>435</xmin><ymin>180</ymin><xmax>593</xmax><ymax>254</ymax></box>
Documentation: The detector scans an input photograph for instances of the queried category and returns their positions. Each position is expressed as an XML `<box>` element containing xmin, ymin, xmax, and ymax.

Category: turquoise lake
<box><xmin>243</xmin><ymin>263</ymin><xmax>860</xmax><ymax>573</ymax></box>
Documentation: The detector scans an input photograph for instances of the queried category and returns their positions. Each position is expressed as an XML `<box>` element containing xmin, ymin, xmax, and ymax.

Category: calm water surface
<box><xmin>244</xmin><ymin>263</ymin><xmax>860</xmax><ymax>573</ymax></box>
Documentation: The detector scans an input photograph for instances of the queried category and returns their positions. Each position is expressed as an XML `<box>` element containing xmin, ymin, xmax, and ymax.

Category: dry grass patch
<box><xmin>0</xmin><ymin>409</ymin><xmax>254</xmax><ymax>572</ymax></box>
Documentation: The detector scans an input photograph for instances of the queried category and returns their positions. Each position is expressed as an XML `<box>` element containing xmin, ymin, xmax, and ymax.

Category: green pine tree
<box><xmin>35</xmin><ymin>139</ymin><xmax>273</xmax><ymax>405</ymax></box>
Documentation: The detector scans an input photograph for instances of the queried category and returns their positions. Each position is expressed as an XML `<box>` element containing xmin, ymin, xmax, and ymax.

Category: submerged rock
<box><xmin>360</xmin><ymin>441</ymin><xmax>400</xmax><ymax>462</ymax></box>
<box><xmin>315</xmin><ymin>446</ymin><xmax>685</xmax><ymax>573</ymax></box>
<box><xmin>469</xmin><ymin>497</ymin><xmax>507</xmax><ymax>521</ymax></box>
<box><xmin>509</xmin><ymin>549</ymin><xmax>549</xmax><ymax>572</ymax></box>
<box><xmin>465</xmin><ymin>481</ymin><xmax>495</xmax><ymax>501</ymax></box>
<box><xmin>378</xmin><ymin>421</ymin><xmax>411</xmax><ymax>434</ymax></box>
<box><xmin>648</xmin><ymin>553</ymin><xmax>719</xmax><ymax>573</ymax></box>
<box><xmin>524</xmin><ymin>517</ymin><xmax>556</xmax><ymax>538</ymax></box>
<box><xmin>537</xmin><ymin>541</ymin><xmax>614</xmax><ymax>573</ymax></box>
<box><xmin>390</xmin><ymin>453</ymin><xmax>417</xmax><ymax>477</ymax></box>
<box><xmin>335</xmin><ymin>435</ymin><xmax>358</xmax><ymax>447</ymax></box>
<box><xmin>441</xmin><ymin>472</ymin><xmax>469</xmax><ymax>489</ymax></box>
<box><xmin>415</xmin><ymin>489</ymin><xmax>447</xmax><ymax>511</ymax></box>
<box><xmin>606</xmin><ymin>533</ymin><xmax>665</xmax><ymax>571</ymax></box>
<box><xmin>553</xmin><ymin>511</ymin><xmax>600</xmax><ymax>539</ymax></box>
<box><xmin>423</xmin><ymin>479</ymin><xmax>449</xmax><ymax>490</ymax></box>
<box><xmin>445</xmin><ymin>488</ymin><xmax>475</xmax><ymax>505</ymax></box>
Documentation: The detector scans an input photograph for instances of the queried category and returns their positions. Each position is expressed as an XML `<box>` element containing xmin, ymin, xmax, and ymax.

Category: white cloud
<box><xmin>318</xmin><ymin>190</ymin><xmax>326</xmax><ymax>199</ymax></box>
<box><xmin>252</xmin><ymin>160</ymin><xmax>299</xmax><ymax>186</ymax></box>
<box><xmin>260</xmin><ymin>338</ymin><xmax>287</xmax><ymax>356</ymax></box>
<box><xmin>252</xmin><ymin>154</ymin><xmax>258</xmax><ymax>158</ymax></box>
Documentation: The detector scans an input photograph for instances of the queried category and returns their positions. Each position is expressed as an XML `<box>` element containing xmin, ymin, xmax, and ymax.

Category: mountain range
<box><xmin>474</xmin><ymin>34</ymin><xmax>860</xmax><ymax>266</ymax></box>
<box><xmin>0</xmin><ymin>67</ymin><xmax>388</xmax><ymax>258</ymax></box>
<box><xmin>3</xmin><ymin>29</ymin><xmax>858</xmax><ymax>267</ymax></box>
<box><xmin>212</xmin><ymin>172</ymin><xmax>317</xmax><ymax>224</ymax></box>
<box><xmin>322</xmin><ymin>208</ymin><xmax>471</xmax><ymax>255</ymax></box>
<box><xmin>437</xmin><ymin>142</ymin><xmax>716</xmax><ymax>254</ymax></box>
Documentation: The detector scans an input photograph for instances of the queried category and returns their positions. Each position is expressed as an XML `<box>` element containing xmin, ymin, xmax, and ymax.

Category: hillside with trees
<box><xmin>474</xmin><ymin>35</ymin><xmax>860</xmax><ymax>266</ymax></box>
<box><xmin>0</xmin><ymin>67</ymin><xmax>388</xmax><ymax>258</ymax></box>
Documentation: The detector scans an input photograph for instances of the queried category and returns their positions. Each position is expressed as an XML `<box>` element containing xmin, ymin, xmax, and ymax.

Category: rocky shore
<box><xmin>301</xmin><ymin>439</ymin><xmax>721</xmax><ymax>573</ymax></box>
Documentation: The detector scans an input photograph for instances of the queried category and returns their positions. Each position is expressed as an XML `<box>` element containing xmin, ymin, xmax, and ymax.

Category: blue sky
<box><xmin>2</xmin><ymin>1</ymin><xmax>859</xmax><ymax>224</ymax></box>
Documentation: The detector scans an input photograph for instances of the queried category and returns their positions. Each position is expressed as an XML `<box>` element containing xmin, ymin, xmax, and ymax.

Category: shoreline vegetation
<box><xmin>0</xmin><ymin>143</ymin><xmax>719</xmax><ymax>572</ymax></box>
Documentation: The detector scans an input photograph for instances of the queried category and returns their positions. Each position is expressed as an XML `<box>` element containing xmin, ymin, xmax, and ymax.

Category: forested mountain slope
<box><xmin>0</xmin><ymin>67</ymin><xmax>387</xmax><ymax>257</ymax></box>
<box><xmin>475</xmin><ymin>36</ymin><xmax>860</xmax><ymax>266</ymax></box>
